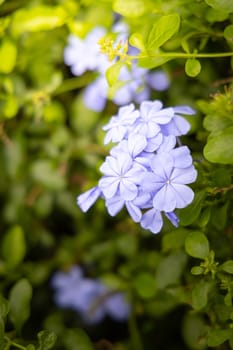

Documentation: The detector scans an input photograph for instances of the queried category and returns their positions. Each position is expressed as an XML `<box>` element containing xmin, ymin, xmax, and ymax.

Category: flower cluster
<box><xmin>77</xmin><ymin>100</ymin><xmax>197</xmax><ymax>234</ymax></box>
<box><xmin>64</xmin><ymin>25</ymin><xmax>170</xmax><ymax>111</ymax></box>
<box><xmin>51</xmin><ymin>266</ymin><xmax>130</xmax><ymax>324</ymax></box>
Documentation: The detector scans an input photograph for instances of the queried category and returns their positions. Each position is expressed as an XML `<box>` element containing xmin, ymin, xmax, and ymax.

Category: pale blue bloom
<box><xmin>142</xmin><ymin>152</ymin><xmax>197</xmax><ymax>212</ymax></box>
<box><xmin>51</xmin><ymin>266</ymin><xmax>130</xmax><ymax>324</ymax></box>
<box><xmin>99</xmin><ymin>153</ymin><xmax>143</xmax><ymax>200</ymax></box>
<box><xmin>77</xmin><ymin>99</ymin><xmax>197</xmax><ymax>235</ymax></box>
<box><xmin>103</xmin><ymin>104</ymin><xmax>139</xmax><ymax>144</ymax></box>
<box><xmin>64</xmin><ymin>27</ymin><xmax>109</xmax><ymax>76</ymax></box>
<box><xmin>146</xmin><ymin>71</ymin><xmax>170</xmax><ymax>91</ymax></box>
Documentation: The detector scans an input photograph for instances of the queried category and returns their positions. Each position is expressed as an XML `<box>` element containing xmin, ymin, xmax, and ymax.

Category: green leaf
<box><xmin>185</xmin><ymin>231</ymin><xmax>209</xmax><ymax>259</ymax></box>
<box><xmin>64</xmin><ymin>329</ymin><xmax>93</xmax><ymax>350</ymax></box>
<box><xmin>162</xmin><ymin>228</ymin><xmax>189</xmax><ymax>252</ymax></box>
<box><xmin>106</xmin><ymin>61</ymin><xmax>124</xmax><ymax>86</ymax></box>
<box><xmin>37</xmin><ymin>330</ymin><xmax>57</xmax><ymax>350</ymax></box>
<box><xmin>2</xmin><ymin>225</ymin><xmax>26</xmax><ymax>268</ymax></box>
<box><xmin>129</xmin><ymin>32</ymin><xmax>146</xmax><ymax>51</ymax></box>
<box><xmin>0</xmin><ymin>38</ymin><xmax>17</xmax><ymax>73</ymax></box>
<box><xmin>185</xmin><ymin>58</ymin><xmax>201</xmax><ymax>77</ymax></box>
<box><xmin>133</xmin><ymin>272</ymin><xmax>157</xmax><ymax>299</ymax></box>
<box><xmin>224</xmin><ymin>25</ymin><xmax>233</xmax><ymax>42</ymax></box>
<box><xmin>0</xmin><ymin>295</ymin><xmax>9</xmax><ymax>318</ymax></box>
<box><xmin>146</xmin><ymin>14</ymin><xmax>180</xmax><ymax>51</ymax></box>
<box><xmin>0</xmin><ymin>317</ymin><xmax>5</xmax><ymax>348</ymax></box>
<box><xmin>203</xmin><ymin>114</ymin><xmax>233</xmax><ymax>133</ymax></box>
<box><xmin>220</xmin><ymin>260</ymin><xmax>233</xmax><ymax>274</ymax></box>
<box><xmin>9</xmin><ymin>278</ymin><xmax>32</xmax><ymax>334</ymax></box>
<box><xmin>179</xmin><ymin>191</ymin><xmax>206</xmax><ymax>226</ymax></box>
<box><xmin>156</xmin><ymin>252</ymin><xmax>187</xmax><ymax>289</ymax></box>
<box><xmin>207</xmin><ymin>329</ymin><xmax>232</xmax><ymax>347</ymax></box>
<box><xmin>191</xmin><ymin>266</ymin><xmax>204</xmax><ymax>275</ymax></box>
<box><xmin>113</xmin><ymin>0</ymin><xmax>151</xmax><ymax>17</ymax></box>
<box><xmin>204</xmin><ymin>126</ymin><xmax>233</xmax><ymax>164</ymax></box>
<box><xmin>205</xmin><ymin>0</ymin><xmax>233</xmax><ymax>13</ymax></box>
<box><xmin>11</xmin><ymin>5</ymin><xmax>67</xmax><ymax>36</ymax></box>
<box><xmin>30</xmin><ymin>160</ymin><xmax>66</xmax><ymax>191</ymax></box>
<box><xmin>192</xmin><ymin>280</ymin><xmax>212</xmax><ymax>310</ymax></box>
<box><xmin>138</xmin><ymin>54</ymin><xmax>172</xmax><ymax>69</ymax></box>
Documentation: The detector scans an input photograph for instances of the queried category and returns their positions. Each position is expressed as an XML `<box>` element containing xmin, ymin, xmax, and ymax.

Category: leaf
<box><xmin>205</xmin><ymin>0</ymin><xmax>233</xmax><ymax>13</ymax></box>
<box><xmin>30</xmin><ymin>160</ymin><xmax>66</xmax><ymax>191</ymax></box>
<box><xmin>203</xmin><ymin>114</ymin><xmax>233</xmax><ymax>132</ymax></box>
<box><xmin>37</xmin><ymin>330</ymin><xmax>57</xmax><ymax>350</ymax></box>
<box><xmin>224</xmin><ymin>25</ymin><xmax>233</xmax><ymax>42</ymax></box>
<box><xmin>138</xmin><ymin>54</ymin><xmax>172</xmax><ymax>69</ymax></box>
<box><xmin>106</xmin><ymin>61</ymin><xmax>124</xmax><ymax>86</ymax></box>
<box><xmin>9</xmin><ymin>279</ymin><xmax>32</xmax><ymax>334</ymax></box>
<box><xmin>179</xmin><ymin>191</ymin><xmax>206</xmax><ymax>226</ymax></box>
<box><xmin>2</xmin><ymin>225</ymin><xmax>26</xmax><ymax>268</ymax></box>
<box><xmin>156</xmin><ymin>252</ymin><xmax>187</xmax><ymax>289</ymax></box>
<box><xmin>11</xmin><ymin>5</ymin><xmax>67</xmax><ymax>36</ymax></box>
<box><xmin>0</xmin><ymin>317</ymin><xmax>5</xmax><ymax>348</ymax></box>
<box><xmin>207</xmin><ymin>329</ymin><xmax>232</xmax><ymax>347</ymax></box>
<box><xmin>133</xmin><ymin>272</ymin><xmax>157</xmax><ymax>299</ymax></box>
<box><xmin>162</xmin><ymin>228</ymin><xmax>189</xmax><ymax>252</ymax></box>
<box><xmin>185</xmin><ymin>58</ymin><xmax>201</xmax><ymax>77</ymax></box>
<box><xmin>0</xmin><ymin>38</ymin><xmax>17</xmax><ymax>73</ymax></box>
<box><xmin>113</xmin><ymin>0</ymin><xmax>151</xmax><ymax>17</ymax></box>
<box><xmin>146</xmin><ymin>14</ymin><xmax>180</xmax><ymax>51</ymax></box>
<box><xmin>220</xmin><ymin>260</ymin><xmax>233</xmax><ymax>274</ymax></box>
<box><xmin>129</xmin><ymin>32</ymin><xmax>146</xmax><ymax>51</ymax></box>
<box><xmin>203</xmin><ymin>126</ymin><xmax>233</xmax><ymax>164</ymax></box>
<box><xmin>64</xmin><ymin>329</ymin><xmax>93</xmax><ymax>350</ymax></box>
<box><xmin>0</xmin><ymin>295</ymin><xmax>9</xmax><ymax>318</ymax></box>
<box><xmin>192</xmin><ymin>280</ymin><xmax>212</xmax><ymax>310</ymax></box>
<box><xmin>185</xmin><ymin>231</ymin><xmax>209</xmax><ymax>259</ymax></box>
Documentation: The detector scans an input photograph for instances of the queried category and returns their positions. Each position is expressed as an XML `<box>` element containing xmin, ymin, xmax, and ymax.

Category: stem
<box><xmin>130</xmin><ymin>51</ymin><xmax>233</xmax><ymax>60</ymax></box>
<box><xmin>4</xmin><ymin>336</ymin><xmax>27</xmax><ymax>350</ymax></box>
<box><xmin>128</xmin><ymin>309</ymin><xmax>143</xmax><ymax>350</ymax></box>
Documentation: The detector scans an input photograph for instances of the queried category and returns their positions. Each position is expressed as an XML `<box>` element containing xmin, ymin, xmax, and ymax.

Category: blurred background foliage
<box><xmin>0</xmin><ymin>0</ymin><xmax>232</xmax><ymax>349</ymax></box>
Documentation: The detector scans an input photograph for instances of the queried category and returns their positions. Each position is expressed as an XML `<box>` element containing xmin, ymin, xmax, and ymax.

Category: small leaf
<box><xmin>220</xmin><ymin>261</ymin><xmax>233</xmax><ymax>274</ymax></box>
<box><xmin>204</xmin><ymin>126</ymin><xmax>233</xmax><ymax>164</ymax></box>
<box><xmin>0</xmin><ymin>295</ymin><xmax>9</xmax><ymax>318</ymax></box>
<box><xmin>207</xmin><ymin>329</ymin><xmax>232</xmax><ymax>347</ymax></box>
<box><xmin>224</xmin><ymin>25</ymin><xmax>233</xmax><ymax>42</ymax></box>
<box><xmin>113</xmin><ymin>0</ymin><xmax>151</xmax><ymax>17</ymax></box>
<box><xmin>138</xmin><ymin>54</ymin><xmax>172</xmax><ymax>69</ymax></box>
<box><xmin>106</xmin><ymin>61</ymin><xmax>124</xmax><ymax>86</ymax></box>
<box><xmin>133</xmin><ymin>272</ymin><xmax>157</xmax><ymax>299</ymax></box>
<box><xmin>192</xmin><ymin>280</ymin><xmax>212</xmax><ymax>310</ymax></box>
<box><xmin>0</xmin><ymin>38</ymin><xmax>17</xmax><ymax>73</ymax></box>
<box><xmin>64</xmin><ymin>328</ymin><xmax>93</xmax><ymax>350</ymax></box>
<box><xmin>191</xmin><ymin>266</ymin><xmax>204</xmax><ymax>275</ymax></box>
<box><xmin>146</xmin><ymin>14</ymin><xmax>180</xmax><ymax>51</ymax></box>
<box><xmin>9</xmin><ymin>278</ymin><xmax>32</xmax><ymax>334</ymax></box>
<box><xmin>205</xmin><ymin>0</ymin><xmax>233</xmax><ymax>13</ymax></box>
<box><xmin>185</xmin><ymin>231</ymin><xmax>209</xmax><ymax>259</ymax></box>
<box><xmin>2</xmin><ymin>225</ymin><xmax>26</xmax><ymax>268</ymax></box>
<box><xmin>185</xmin><ymin>58</ymin><xmax>201</xmax><ymax>77</ymax></box>
<box><xmin>179</xmin><ymin>191</ymin><xmax>206</xmax><ymax>226</ymax></box>
<box><xmin>11</xmin><ymin>5</ymin><xmax>67</xmax><ymax>36</ymax></box>
<box><xmin>129</xmin><ymin>32</ymin><xmax>146</xmax><ymax>51</ymax></box>
<box><xmin>37</xmin><ymin>330</ymin><xmax>57</xmax><ymax>350</ymax></box>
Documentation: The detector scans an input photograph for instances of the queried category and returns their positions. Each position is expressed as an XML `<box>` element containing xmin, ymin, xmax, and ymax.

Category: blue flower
<box><xmin>99</xmin><ymin>153</ymin><xmax>144</xmax><ymax>200</ymax></box>
<box><xmin>64</xmin><ymin>27</ymin><xmax>109</xmax><ymax>76</ymax></box>
<box><xmin>102</xmin><ymin>103</ymin><xmax>139</xmax><ymax>144</ymax></box>
<box><xmin>51</xmin><ymin>266</ymin><xmax>130</xmax><ymax>324</ymax></box>
<box><xmin>142</xmin><ymin>152</ymin><xmax>197</xmax><ymax>212</ymax></box>
<box><xmin>77</xmin><ymin>99</ymin><xmax>197</xmax><ymax>235</ymax></box>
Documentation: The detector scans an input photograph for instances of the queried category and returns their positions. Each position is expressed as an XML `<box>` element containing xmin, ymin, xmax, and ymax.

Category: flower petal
<box><xmin>77</xmin><ymin>187</ymin><xmax>101</xmax><ymax>212</ymax></box>
<box><xmin>140</xmin><ymin>208</ymin><xmax>163</xmax><ymax>234</ymax></box>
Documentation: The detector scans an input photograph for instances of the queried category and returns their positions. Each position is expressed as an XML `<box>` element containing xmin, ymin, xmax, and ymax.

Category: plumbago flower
<box><xmin>51</xmin><ymin>266</ymin><xmax>130</xmax><ymax>324</ymax></box>
<box><xmin>77</xmin><ymin>99</ymin><xmax>197</xmax><ymax>234</ymax></box>
<box><xmin>64</xmin><ymin>24</ymin><xmax>170</xmax><ymax>111</ymax></box>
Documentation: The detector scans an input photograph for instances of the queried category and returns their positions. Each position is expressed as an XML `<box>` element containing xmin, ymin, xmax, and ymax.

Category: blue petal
<box><xmin>140</xmin><ymin>208</ymin><xmax>163</xmax><ymax>234</ymax></box>
<box><xmin>77</xmin><ymin>187</ymin><xmax>101</xmax><ymax>212</ymax></box>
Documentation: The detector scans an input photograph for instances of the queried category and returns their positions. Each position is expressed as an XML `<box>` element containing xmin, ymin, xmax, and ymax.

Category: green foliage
<box><xmin>0</xmin><ymin>0</ymin><xmax>232</xmax><ymax>349</ymax></box>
